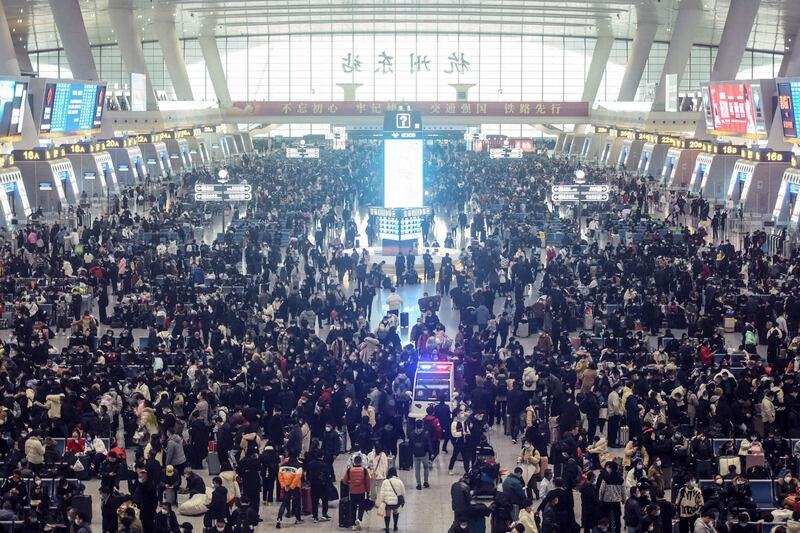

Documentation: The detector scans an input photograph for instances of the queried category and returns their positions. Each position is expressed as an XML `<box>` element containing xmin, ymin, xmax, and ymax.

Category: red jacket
<box><xmin>342</xmin><ymin>466</ymin><xmax>370</xmax><ymax>495</ymax></box>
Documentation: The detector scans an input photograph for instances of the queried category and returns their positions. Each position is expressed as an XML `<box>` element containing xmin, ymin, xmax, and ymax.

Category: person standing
<box><xmin>276</xmin><ymin>455</ymin><xmax>304</xmax><ymax>529</ymax></box>
<box><xmin>409</xmin><ymin>419</ymin><xmax>432</xmax><ymax>490</ymax></box>
<box><xmin>395</xmin><ymin>252</ymin><xmax>405</xmax><ymax>287</ymax></box>
<box><xmin>450</xmin><ymin>473</ymin><xmax>471</xmax><ymax>524</ymax></box>
<box><xmin>132</xmin><ymin>468</ymin><xmax>158</xmax><ymax>533</ymax></box>
<box><xmin>342</xmin><ymin>454</ymin><xmax>371</xmax><ymax>531</ymax></box>
<box><xmin>598</xmin><ymin>461</ymin><xmax>624</xmax><ymax>533</ymax></box>
<box><xmin>306</xmin><ymin>450</ymin><xmax>332</xmax><ymax>523</ymax></box>
<box><xmin>675</xmin><ymin>479</ymin><xmax>704</xmax><ymax>533</ymax></box>
<box><xmin>236</xmin><ymin>448</ymin><xmax>262</xmax><ymax>517</ymax></box>
<box><xmin>378</xmin><ymin>468</ymin><xmax>406</xmax><ymax>533</ymax></box>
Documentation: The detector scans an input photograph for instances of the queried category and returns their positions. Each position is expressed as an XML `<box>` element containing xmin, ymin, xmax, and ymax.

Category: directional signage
<box><xmin>286</xmin><ymin>147</ymin><xmax>320</xmax><ymax>158</ymax></box>
<box><xmin>193</xmin><ymin>182</ymin><xmax>252</xmax><ymax>202</ymax></box>
<box><xmin>551</xmin><ymin>184</ymin><xmax>610</xmax><ymax>203</ymax></box>
<box><xmin>489</xmin><ymin>147</ymin><xmax>523</xmax><ymax>159</ymax></box>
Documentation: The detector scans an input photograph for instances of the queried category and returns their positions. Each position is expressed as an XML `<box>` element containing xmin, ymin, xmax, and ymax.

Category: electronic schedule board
<box><xmin>39</xmin><ymin>81</ymin><xmax>106</xmax><ymax>135</ymax></box>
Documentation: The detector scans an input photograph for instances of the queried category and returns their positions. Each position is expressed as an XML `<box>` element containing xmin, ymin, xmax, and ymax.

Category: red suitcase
<box><xmin>301</xmin><ymin>484</ymin><xmax>312</xmax><ymax>515</ymax></box>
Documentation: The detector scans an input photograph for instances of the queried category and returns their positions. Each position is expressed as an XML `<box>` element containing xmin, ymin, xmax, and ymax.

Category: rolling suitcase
<box><xmin>340</xmin><ymin>481</ymin><xmax>350</xmax><ymax>499</ymax></box>
<box><xmin>301</xmin><ymin>484</ymin><xmax>312</xmax><ymax>515</ymax></box>
<box><xmin>400</xmin><ymin>312</ymin><xmax>409</xmax><ymax>328</ymax></box>
<box><xmin>398</xmin><ymin>441</ymin><xmax>412</xmax><ymax>470</ymax></box>
<box><xmin>618</xmin><ymin>425</ymin><xmax>629</xmax><ymax>445</ymax></box>
<box><xmin>339</xmin><ymin>497</ymin><xmax>354</xmax><ymax>528</ymax></box>
<box><xmin>72</xmin><ymin>494</ymin><xmax>92</xmax><ymax>524</ymax></box>
<box><xmin>207</xmin><ymin>451</ymin><xmax>222</xmax><ymax>475</ymax></box>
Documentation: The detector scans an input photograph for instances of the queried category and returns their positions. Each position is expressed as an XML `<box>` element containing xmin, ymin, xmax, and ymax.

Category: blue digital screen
<box><xmin>738</xmin><ymin>171</ymin><xmax>748</xmax><ymax>182</ymax></box>
<box><xmin>3</xmin><ymin>182</ymin><xmax>14</xmax><ymax>193</ymax></box>
<box><xmin>40</xmin><ymin>82</ymin><xmax>106</xmax><ymax>134</ymax></box>
<box><xmin>789</xmin><ymin>183</ymin><xmax>800</xmax><ymax>194</ymax></box>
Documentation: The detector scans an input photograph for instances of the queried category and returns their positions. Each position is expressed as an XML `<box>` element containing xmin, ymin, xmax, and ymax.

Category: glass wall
<box><xmin>24</xmin><ymin>33</ymin><xmax>783</xmax><ymax>105</ymax></box>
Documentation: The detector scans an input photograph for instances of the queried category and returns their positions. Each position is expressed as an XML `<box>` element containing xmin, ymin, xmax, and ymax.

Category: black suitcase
<box><xmin>400</xmin><ymin>312</ymin><xmax>409</xmax><ymax>328</ymax></box>
<box><xmin>72</xmin><ymin>494</ymin><xmax>92</xmax><ymax>524</ymax></box>
<box><xmin>339</xmin><ymin>497</ymin><xmax>354</xmax><ymax>528</ymax></box>
<box><xmin>340</xmin><ymin>480</ymin><xmax>349</xmax><ymax>499</ymax></box>
<box><xmin>398</xmin><ymin>441</ymin><xmax>412</xmax><ymax>470</ymax></box>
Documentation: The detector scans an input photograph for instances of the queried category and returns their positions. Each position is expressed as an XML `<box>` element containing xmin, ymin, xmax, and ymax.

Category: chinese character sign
<box><xmin>231</xmin><ymin>101</ymin><xmax>589</xmax><ymax>117</ymax></box>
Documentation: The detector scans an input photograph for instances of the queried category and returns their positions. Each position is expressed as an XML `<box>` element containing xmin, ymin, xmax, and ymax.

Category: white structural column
<box><xmin>582</xmin><ymin>21</ymin><xmax>614</xmax><ymax>103</ymax></box>
<box><xmin>710</xmin><ymin>0</ymin><xmax>760</xmax><ymax>81</ymax></box>
<box><xmin>652</xmin><ymin>0</ymin><xmax>703</xmax><ymax>110</ymax></box>
<box><xmin>108</xmin><ymin>1</ymin><xmax>158</xmax><ymax>110</ymax></box>
<box><xmin>617</xmin><ymin>3</ymin><xmax>658</xmax><ymax>101</ymax></box>
<box><xmin>198</xmin><ymin>34</ymin><xmax>232</xmax><ymax>107</ymax></box>
<box><xmin>153</xmin><ymin>18</ymin><xmax>194</xmax><ymax>101</ymax></box>
<box><xmin>48</xmin><ymin>0</ymin><xmax>99</xmax><ymax>80</ymax></box>
<box><xmin>0</xmin><ymin>0</ymin><xmax>37</xmax><ymax>148</ymax></box>
<box><xmin>695</xmin><ymin>0</ymin><xmax>760</xmax><ymax>136</ymax></box>
<box><xmin>14</xmin><ymin>44</ymin><xmax>32</xmax><ymax>74</ymax></box>
<box><xmin>576</xmin><ymin>22</ymin><xmax>614</xmax><ymax>133</ymax></box>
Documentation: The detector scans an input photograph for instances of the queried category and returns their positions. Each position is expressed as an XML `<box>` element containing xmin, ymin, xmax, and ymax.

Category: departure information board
<box><xmin>778</xmin><ymin>81</ymin><xmax>800</xmax><ymax>139</ymax></box>
<box><xmin>40</xmin><ymin>82</ymin><xmax>106</xmax><ymax>134</ymax></box>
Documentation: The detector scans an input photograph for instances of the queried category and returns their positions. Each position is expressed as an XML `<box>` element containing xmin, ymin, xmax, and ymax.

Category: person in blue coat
<box><xmin>502</xmin><ymin>467</ymin><xmax>527</xmax><ymax>519</ymax></box>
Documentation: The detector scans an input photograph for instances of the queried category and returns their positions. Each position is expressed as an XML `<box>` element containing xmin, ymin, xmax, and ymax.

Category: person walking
<box><xmin>448</xmin><ymin>411</ymin><xmax>471</xmax><ymax>475</ymax></box>
<box><xmin>409</xmin><ymin>419</ymin><xmax>432</xmax><ymax>490</ymax></box>
<box><xmin>378</xmin><ymin>468</ymin><xmax>406</xmax><ymax>533</ymax></box>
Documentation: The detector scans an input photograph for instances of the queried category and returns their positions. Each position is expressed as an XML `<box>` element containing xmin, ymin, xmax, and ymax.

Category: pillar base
<box><xmin>448</xmin><ymin>83</ymin><xmax>475</xmax><ymax>101</ymax></box>
<box><xmin>336</xmin><ymin>83</ymin><xmax>363</xmax><ymax>102</ymax></box>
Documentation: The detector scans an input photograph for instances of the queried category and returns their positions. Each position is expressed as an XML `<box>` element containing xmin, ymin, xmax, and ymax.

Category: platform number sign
<box><xmin>396</xmin><ymin>112</ymin><xmax>411</xmax><ymax>129</ymax></box>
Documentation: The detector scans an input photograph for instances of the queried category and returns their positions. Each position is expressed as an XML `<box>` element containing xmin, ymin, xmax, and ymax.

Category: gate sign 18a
<box><xmin>551</xmin><ymin>184</ymin><xmax>610</xmax><ymax>203</ymax></box>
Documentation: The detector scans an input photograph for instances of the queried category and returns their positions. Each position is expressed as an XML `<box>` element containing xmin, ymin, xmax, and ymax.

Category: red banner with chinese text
<box><xmin>230</xmin><ymin>101</ymin><xmax>588</xmax><ymax>118</ymax></box>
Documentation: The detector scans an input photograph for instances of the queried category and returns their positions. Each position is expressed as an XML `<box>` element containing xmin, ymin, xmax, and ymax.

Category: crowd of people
<box><xmin>0</xmin><ymin>139</ymin><xmax>795</xmax><ymax>533</ymax></box>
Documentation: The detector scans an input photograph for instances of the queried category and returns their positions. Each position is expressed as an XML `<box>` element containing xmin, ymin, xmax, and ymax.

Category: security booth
<box><xmin>131</xmin><ymin>132</ymin><xmax>172</xmax><ymax>180</ymax></box>
<box><xmin>232</xmin><ymin>133</ymin><xmax>246</xmax><ymax>155</ymax></box>
<box><xmin>620</xmin><ymin>135</ymin><xmax>645</xmax><ymax>170</ymax></box>
<box><xmin>157</xmin><ymin>130</ymin><xmax>190</xmax><ymax>173</ymax></box>
<box><xmin>638</xmin><ymin>133</ymin><xmax>673</xmax><ymax>178</ymax></box>
<box><xmin>0</xmin><ymin>154</ymin><xmax>31</xmax><ymax>227</ymax></box>
<box><xmin>663</xmin><ymin>138</ymin><xmax>705</xmax><ymax>189</ymax></box>
<box><xmin>103</xmin><ymin>137</ymin><xmax>146</xmax><ymax>186</ymax></box>
<box><xmin>603</xmin><ymin>136</ymin><xmax>626</xmax><ymax>168</ymax></box>
<box><xmin>568</xmin><ymin>134</ymin><xmax>586</xmax><ymax>160</ymax></box>
<box><xmin>581</xmin><ymin>126</ymin><xmax>610</xmax><ymax>162</ymax></box>
<box><xmin>772</xmin><ymin>164</ymin><xmax>800</xmax><ymax>229</ymax></box>
<box><xmin>691</xmin><ymin>143</ymin><xmax>745</xmax><ymax>202</ymax></box>
<box><xmin>15</xmin><ymin>147</ymin><xmax>79</xmax><ymax>212</ymax></box>
<box><xmin>192</xmin><ymin>126</ymin><xmax>214</xmax><ymax>163</ymax></box>
<box><xmin>63</xmin><ymin>141</ymin><xmax>119</xmax><ymax>199</ymax></box>
<box><xmin>553</xmin><ymin>132</ymin><xmax>567</xmax><ymax>155</ymax></box>
<box><xmin>240</xmin><ymin>131</ymin><xmax>255</xmax><ymax>153</ymax></box>
<box><xmin>175</xmin><ymin>128</ymin><xmax>202</xmax><ymax>167</ymax></box>
<box><xmin>184</xmin><ymin>135</ymin><xmax>206</xmax><ymax>166</ymax></box>
<box><xmin>607</xmin><ymin>129</ymin><xmax>633</xmax><ymax>168</ymax></box>
<box><xmin>727</xmin><ymin>148</ymin><xmax>791</xmax><ymax>216</ymax></box>
<box><xmin>221</xmin><ymin>134</ymin><xmax>240</xmax><ymax>157</ymax></box>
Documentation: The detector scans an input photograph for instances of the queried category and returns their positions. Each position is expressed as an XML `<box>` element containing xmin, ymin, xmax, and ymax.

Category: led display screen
<box><xmin>707</xmin><ymin>82</ymin><xmax>760</xmax><ymax>135</ymax></box>
<box><xmin>40</xmin><ymin>82</ymin><xmax>106</xmax><ymax>134</ymax></box>
<box><xmin>384</xmin><ymin>139</ymin><xmax>423</xmax><ymax>208</ymax></box>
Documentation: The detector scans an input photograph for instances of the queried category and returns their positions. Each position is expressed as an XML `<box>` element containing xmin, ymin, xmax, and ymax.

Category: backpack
<box><xmin>424</xmin><ymin>417</ymin><xmax>443</xmax><ymax>441</ymax></box>
<box><xmin>746</xmin><ymin>465</ymin><xmax>768</xmax><ymax>479</ymax></box>
<box><xmin>412</xmin><ymin>432</ymin><xmax>428</xmax><ymax>455</ymax></box>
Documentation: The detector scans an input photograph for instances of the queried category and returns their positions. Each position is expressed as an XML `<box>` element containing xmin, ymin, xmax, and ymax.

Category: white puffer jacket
<box><xmin>379</xmin><ymin>477</ymin><xmax>406</xmax><ymax>506</ymax></box>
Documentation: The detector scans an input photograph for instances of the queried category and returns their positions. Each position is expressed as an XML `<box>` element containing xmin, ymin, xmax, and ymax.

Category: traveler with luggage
<box><xmin>342</xmin><ymin>454</ymin><xmax>371</xmax><ymax>530</ymax></box>
<box><xmin>409</xmin><ymin>419</ymin><xmax>433</xmax><ymax>490</ymax></box>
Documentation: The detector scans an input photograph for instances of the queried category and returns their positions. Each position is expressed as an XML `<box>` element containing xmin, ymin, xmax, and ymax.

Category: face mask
<box><xmin>138</xmin><ymin>476</ymin><xmax>146</xmax><ymax>483</ymax></box>
<box><xmin>786</xmin><ymin>477</ymin><xmax>793</xmax><ymax>482</ymax></box>
<box><xmin>715</xmin><ymin>479</ymin><xmax>723</xmax><ymax>485</ymax></box>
